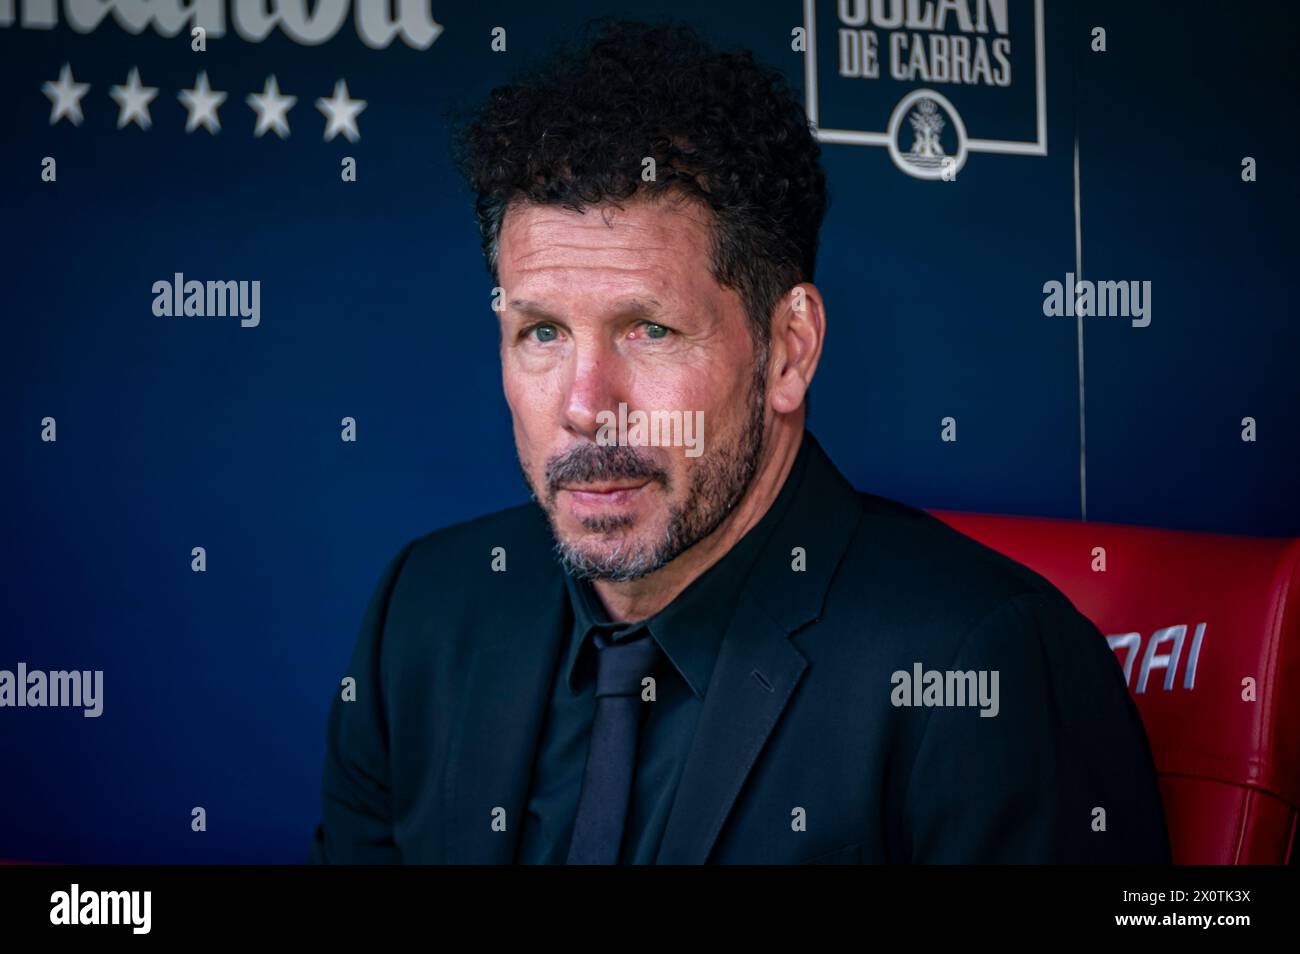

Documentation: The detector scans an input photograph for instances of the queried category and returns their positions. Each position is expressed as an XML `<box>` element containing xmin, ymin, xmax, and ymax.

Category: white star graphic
<box><xmin>247</xmin><ymin>75</ymin><xmax>296</xmax><ymax>139</ymax></box>
<box><xmin>178</xmin><ymin>71</ymin><xmax>227</xmax><ymax>134</ymax></box>
<box><xmin>109</xmin><ymin>66</ymin><xmax>158</xmax><ymax>130</ymax></box>
<box><xmin>315</xmin><ymin>79</ymin><xmax>367</xmax><ymax>143</ymax></box>
<box><xmin>42</xmin><ymin>63</ymin><xmax>91</xmax><ymax>127</ymax></box>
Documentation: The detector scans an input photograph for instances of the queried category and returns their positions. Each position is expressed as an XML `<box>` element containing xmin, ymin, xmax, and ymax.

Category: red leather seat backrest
<box><xmin>930</xmin><ymin>510</ymin><xmax>1300</xmax><ymax>864</ymax></box>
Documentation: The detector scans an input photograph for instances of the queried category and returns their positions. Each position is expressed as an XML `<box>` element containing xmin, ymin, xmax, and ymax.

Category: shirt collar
<box><xmin>562</xmin><ymin>430</ymin><xmax>811</xmax><ymax>698</ymax></box>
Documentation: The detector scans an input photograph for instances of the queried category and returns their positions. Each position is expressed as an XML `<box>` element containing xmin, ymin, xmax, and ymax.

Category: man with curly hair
<box><xmin>309</xmin><ymin>19</ymin><xmax>1170</xmax><ymax>865</ymax></box>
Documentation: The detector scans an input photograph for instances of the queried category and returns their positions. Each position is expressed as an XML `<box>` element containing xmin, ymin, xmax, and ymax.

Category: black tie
<box><xmin>566</xmin><ymin>627</ymin><xmax>663</xmax><ymax>864</ymax></box>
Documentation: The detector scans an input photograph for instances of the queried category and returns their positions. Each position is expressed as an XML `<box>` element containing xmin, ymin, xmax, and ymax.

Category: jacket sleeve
<box><xmin>901</xmin><ymin>591</ymin><xmax>1171</xmax><ymax>863</ymax></box>
<box><xmin>308</xmin><ymin>539</ymin><xmax>420</xmax><ymax>864</ymax></box>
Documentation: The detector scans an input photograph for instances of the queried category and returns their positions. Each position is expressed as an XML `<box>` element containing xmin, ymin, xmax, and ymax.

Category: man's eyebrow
<box><xmin>506</xmin><ymin>297</ymin><xmax>665</xmax><ymax>320</ymax></box>
<box><xmin>507</xmin><ymin>299</ymin><xmax>556</xmax><ymax>320</ymax></box>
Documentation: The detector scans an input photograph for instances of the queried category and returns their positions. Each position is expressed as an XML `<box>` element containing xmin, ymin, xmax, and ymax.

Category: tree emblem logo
<box><xmin>887</xmin><ymin>89</ymin><xmax>969</xmax><ymax>181</ymax></box>
<box><xmin>908</xmin><ymin>99</ymin><xmax>946</xmax><ymax>165</ymax></box>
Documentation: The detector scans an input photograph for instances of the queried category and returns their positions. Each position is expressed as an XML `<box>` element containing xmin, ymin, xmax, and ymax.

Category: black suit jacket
<box><xmin>309</xmin><ymin>431</ymin><xmax>1171</xmax><ymax>864</ymax></box>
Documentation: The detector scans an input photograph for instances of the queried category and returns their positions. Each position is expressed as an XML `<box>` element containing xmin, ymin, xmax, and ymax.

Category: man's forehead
<box><xmin>497</xmin><ymin>198</ymin><xmax>722</xmax><ymax>307</ymax></box>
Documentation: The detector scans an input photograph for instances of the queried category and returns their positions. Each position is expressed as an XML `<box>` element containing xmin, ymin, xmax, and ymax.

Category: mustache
<box><xmin>545</xmin><ymin>443</ymin><xmax>670</xmax><ymax>495</ymax></box>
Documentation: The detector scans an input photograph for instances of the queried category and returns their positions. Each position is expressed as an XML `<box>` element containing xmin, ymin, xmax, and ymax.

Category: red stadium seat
<box><xmin>930</xmin><ymin>510</ymin><xmax>1300</xmax><ymax>864</ymax></box>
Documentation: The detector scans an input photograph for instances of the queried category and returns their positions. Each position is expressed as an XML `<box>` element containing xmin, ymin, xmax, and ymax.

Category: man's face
<box><xmin>496</xmin><ymin>196</ymin><xmax>768</xmax><ymax>582</ymax></box>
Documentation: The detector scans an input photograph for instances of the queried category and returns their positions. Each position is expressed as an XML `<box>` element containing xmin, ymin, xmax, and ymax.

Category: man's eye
<box><xmin>643</xmin><ymin>322</ymin><xmax>670</xmax><ymax>339</ymax></box>
<box><xmin>530</xmin><ymin>324</ymin><xmax>558</xmax><ymax>343</ymax></box>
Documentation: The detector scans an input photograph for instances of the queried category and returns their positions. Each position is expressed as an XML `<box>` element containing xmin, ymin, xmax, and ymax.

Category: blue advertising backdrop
<box><xmin>2</xmin><ymin>0</ymin><xmax>1297</xmax><ymax>862</ymax></box>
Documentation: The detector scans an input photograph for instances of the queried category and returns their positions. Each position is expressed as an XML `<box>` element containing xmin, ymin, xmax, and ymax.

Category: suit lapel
<box><xmin>655</xmin><ymin>598</ymin><xmax>808</xmax><ymax>863</ymax></box>
<box><xmin>443</xmin><ymin>511</ymin><xmax>571</xmax><ymax>864</ymax></box>
<box><xmin>657</xmin><ymin>431</ymin><xmax>865</xmax><ymax>863</ymax></box>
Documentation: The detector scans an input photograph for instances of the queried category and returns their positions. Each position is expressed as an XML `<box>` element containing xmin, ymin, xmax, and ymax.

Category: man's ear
<box><xmin>768</xmin><ymin>283</ymin><xmax>825</xmax><ymax>415</ymax></box>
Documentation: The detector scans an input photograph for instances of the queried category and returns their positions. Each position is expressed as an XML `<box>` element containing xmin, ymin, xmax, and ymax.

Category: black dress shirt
<box><xmin>514</xmin><ymin>435</ymin><xmax>810</xmax><ymax>863</ymax></box>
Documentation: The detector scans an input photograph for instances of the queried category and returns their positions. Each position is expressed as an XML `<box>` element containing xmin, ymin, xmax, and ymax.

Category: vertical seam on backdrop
<box><xmin>1073</xmin><ymin>132</ymin><xmax>1087</xmax><ymax>522</ymax></box>
<box><xmin>803</xmin><ymin>0</ymin><xmax>818</xmax><ymax>127</ymax></box>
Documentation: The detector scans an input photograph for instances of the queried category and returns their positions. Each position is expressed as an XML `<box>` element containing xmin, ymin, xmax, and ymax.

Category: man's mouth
<box><xmin>560</xmin><ymin>479</ymin><xmax>652</xmax><ymax>507</ymax></box>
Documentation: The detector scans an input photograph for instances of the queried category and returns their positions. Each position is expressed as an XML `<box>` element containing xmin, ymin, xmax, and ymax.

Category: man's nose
<box><xmin>563</xmin><ymin>343</ymin><xmax>625</xmax><ymax>440</ymax></box>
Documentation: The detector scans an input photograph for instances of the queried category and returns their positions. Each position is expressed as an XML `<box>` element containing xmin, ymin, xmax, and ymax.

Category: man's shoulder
<box><xmin>796</xmin><ymin>434</ymin><xmax>1075</xmax><ymax>624</ymax></box>
<box><xmin>808</xmin><ymin>490</ymin><xmax>1125</xmax><ymax>734</ymax></box>
<box><xmin>361</xmin><ymin>501</ymin><xmax>561</xmax><ymax>652</ymax></box>
<box><xmin>397</xmin><ymin>500</ymin><xmax>557</xmax><ymax>584</ymax></box>
<box><xmin>835</xmin><ymin>490</ymin><xmax>1086</xmax><ymax>636</ymax></box>
<box><xmin>410</xmin><ymin>500</ymin><xmax>552</xmax><ymax>552</ymax></box>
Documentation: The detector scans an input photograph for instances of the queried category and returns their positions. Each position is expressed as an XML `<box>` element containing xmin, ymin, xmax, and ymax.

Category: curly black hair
<box><xmin>452</xmin><ymin>17</ymin><xmax>829</xmax><ymax>347</ymax></box>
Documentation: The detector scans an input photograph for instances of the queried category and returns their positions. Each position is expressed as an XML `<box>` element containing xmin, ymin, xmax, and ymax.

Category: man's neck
<box><xmin>591</xmin><ymin>417</ymin><xmax>804</xmax><ymax>623</ymax></box>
